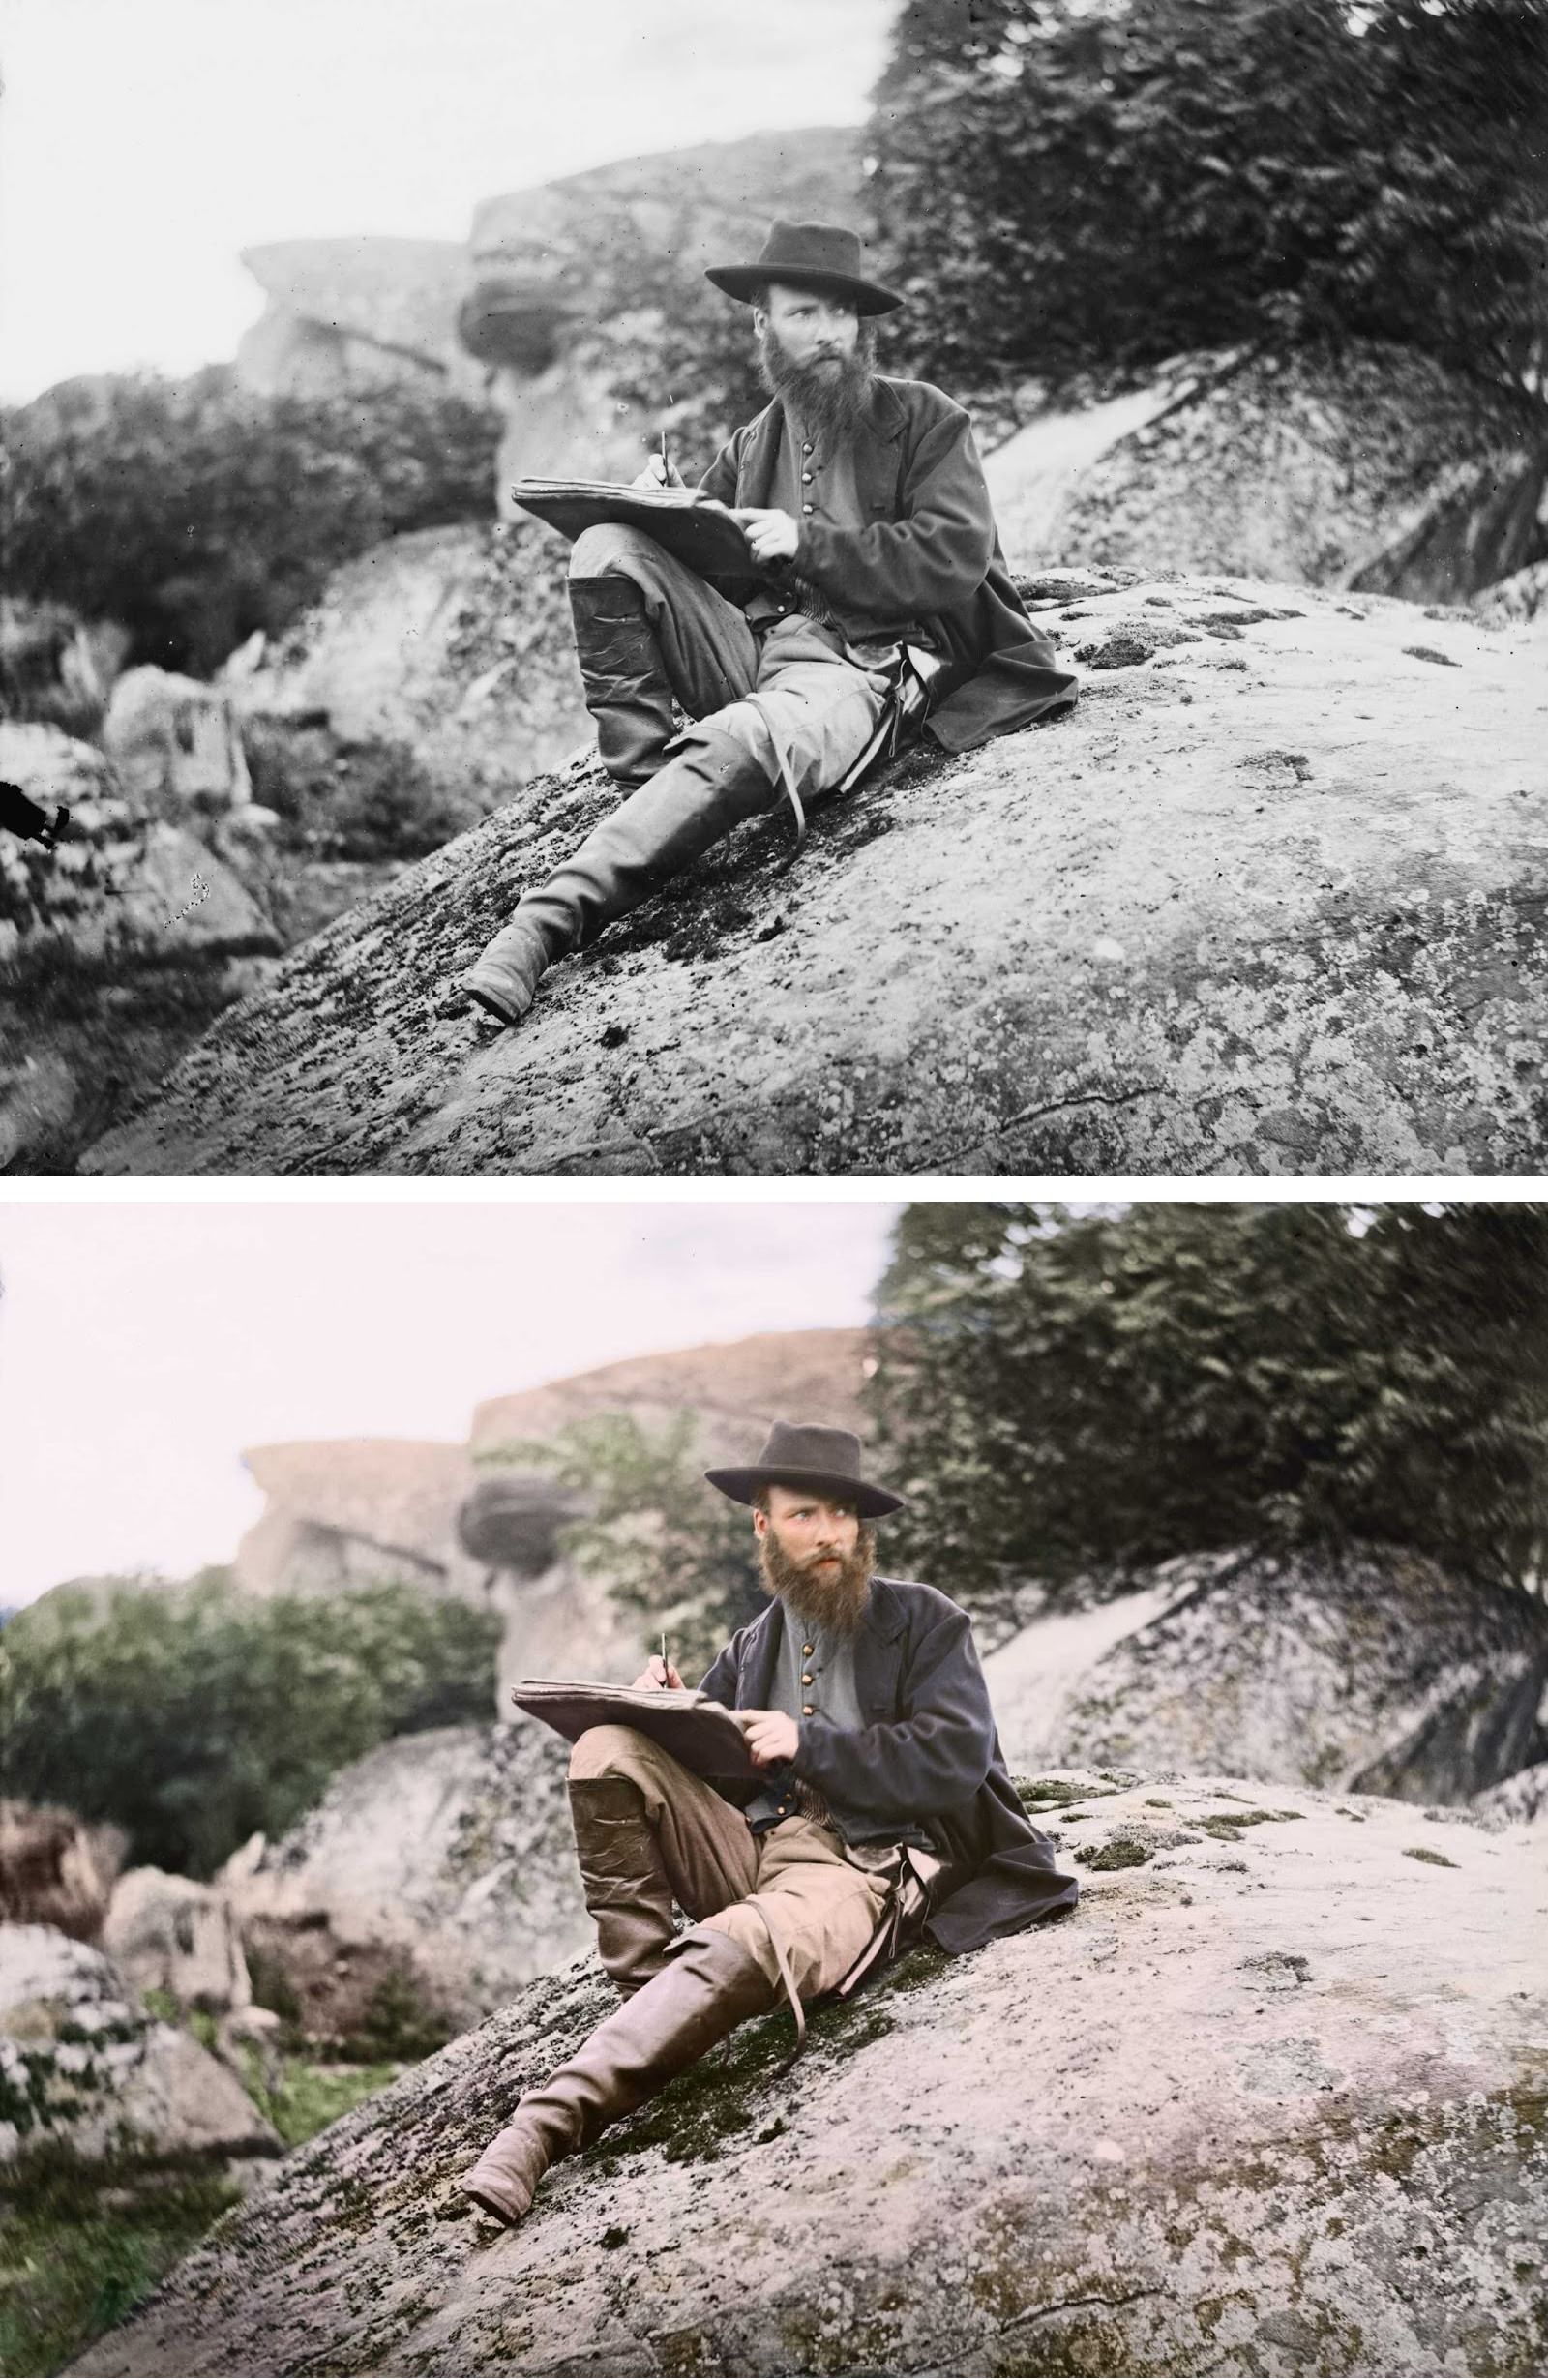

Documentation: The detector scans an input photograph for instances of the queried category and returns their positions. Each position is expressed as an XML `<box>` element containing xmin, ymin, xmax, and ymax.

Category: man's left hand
<box><xmin>737</xmin><ymin>1709</ymin><xmax>801</xmax><ymax>1767</ymax></box>
<box><xmin>731</xmin><ymin>508</ymin><xmax>800</xmax><ymax>567</ymax></box>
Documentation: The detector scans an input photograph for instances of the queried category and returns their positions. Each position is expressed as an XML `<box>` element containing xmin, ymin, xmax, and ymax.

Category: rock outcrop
<box><xmin>228</xmin><ymin>523</ymin><xmax>587</xmax><ymax>838</ymax></box>
<box><xmin>0</xmin><ymin>721</ymin><xmax>281</xmax><ymax>1172</ymax></box>
<box><xmin>0</xmin><ymin>1926</ymin><xmax>278</xmax><ymax>2166</ymax></box>
<box><xmin>103</xmin><ymin>1870</ymin><xmax>253</xmax><ymax>2016</ymax></box>
<box><xmin>995</xmin><ymin>342</ymin><xmax>1548</xmax><ymax>606</ymax></box>
<box><xmin>0</xmin><ymin>1803</ymin><xmax>126</xmax><ymax>1942</ymax></box>
<box><xmin>1474</xmin><ymin>1759</ymin><xmax>1548</xmax><ymax>1826</ymax></box>
<box><xmin>102</xmin><ymin>668</ymin><xmax>255</xmax><ymax>824</ymax></box>
<box><xmin>74</xmin><ymin>1774</ymin><xmax>1548</xmax><ymax>2378</ymax></box>
<box><xmin>220</xmin><ymin>1723</ymin><xmax>582</xmax><ymax>2035</ymax></box>
<box><xmin>234</xmin><ymin>1327</ymin><xmax>870</xmax><ymax>1692</ymax></box>
<box><xmin>236</xmin><ymin>237</ymin><xmax>479</xmax><ymax>400</ymax></box>
<box><xmin>986</xmin><ymin>1548</ymin><xmax>1548</xmax><ymax>1803</ymax></box>
<box><xmin>80</xmin><ymin>573</ymin><xmax>1548</xmax><ymax>1177</ymax></box>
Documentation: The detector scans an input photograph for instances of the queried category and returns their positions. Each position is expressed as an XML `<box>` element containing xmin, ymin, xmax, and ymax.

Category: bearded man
<box><xmin>461</xmin><ymin>1421</ymin><xmax>1079</xmax><ymax>2228</ymax></box>
<box><xmin>459</xmin><ymin>219</ymin><xmax>1078</xmax><ymax>1027</ymax></box>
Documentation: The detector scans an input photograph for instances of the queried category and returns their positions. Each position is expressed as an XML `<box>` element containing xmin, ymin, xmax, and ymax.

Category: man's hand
<box><xmin>731</xmin><ymin>508</ymin><xmax>800</xmax><ymax>566</ymax></box>
<box><xmin>629</xmin><ymin>1657</ymin><xmax>685</xmax><ymax>1689</ymax></box>
<box><xmin>737</xmin><ymin>1709</ymin><xmax>801</xmax><ymax>1767</ymax></box>
<box><xmin>632</xmin><ymin>454</ymin><xmax>688</xmax><ymax>490</ymax></box>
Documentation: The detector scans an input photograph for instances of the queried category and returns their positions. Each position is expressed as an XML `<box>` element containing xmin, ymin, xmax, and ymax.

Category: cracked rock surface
<box><xmin>71</xmin><ymin>1773</ymin><xmax>1548</xmax><ymax>2377</ymax></box>
<box><xmin>81</xmin><ymin>573</ymin><xmax>1548</xmax><ymax>1177</ymax></box>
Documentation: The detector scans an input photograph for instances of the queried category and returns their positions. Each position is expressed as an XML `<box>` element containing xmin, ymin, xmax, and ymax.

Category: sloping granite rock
<box><xmin>80</xmin><ymin>576</ymin><xmax>1548</xmax><ymax>1177</ymax></box>
<box><xmin>72</xmin><ymin>1776</ymin><xmax>1548</xmax><ymax>2378</ymax></box>
<box><xmin>989</xmin><ymin>1547</ymin><xmax>1548</xmax><ymax>1802</ymax></box>
<box><xmin>1013</xmin><ymin>341</ymin><xmax>1548</xmax><ymax>604</ymax></box>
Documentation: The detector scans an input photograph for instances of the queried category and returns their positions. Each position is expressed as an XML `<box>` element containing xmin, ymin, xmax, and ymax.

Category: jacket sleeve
<box><xmin>697</xmin><ymin>431</ymin><xmax>742</xmax><ymax>507</ymax></box>
<box><xmin>697</xmin><ymin>1640</ymin><xmax>740</xmax><ymax>1707</ymax></box>
<box><xmin>793</xmin><ymin>405</ymin><xmax>996</xmax><ymax>618</ymax></box>
<box><xmin>793</xmin><ymin>1605</ymin><xmax>997</xmax><ymax>1819</ymax></box>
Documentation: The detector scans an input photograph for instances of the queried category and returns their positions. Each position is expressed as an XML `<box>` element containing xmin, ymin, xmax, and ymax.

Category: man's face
<box><xmin>754</xmin><ymin>1482</ymin><xmax>861</xmax><ymax>1571</ymax></box>
<box><xmin>754</xmin><ymin>283</ymin><xmax>861</xmax><ymax>373</ymax></box>
<box><xmin>753</xmin><ymin>1483</ymin><xmax>875</xmax><ymax>1635</ymax></box>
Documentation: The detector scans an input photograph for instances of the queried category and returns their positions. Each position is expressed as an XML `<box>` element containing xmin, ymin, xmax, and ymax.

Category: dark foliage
<box><xmin>866</xmin><ymin>1202</ymin><xmax>1548</xmax><ymax>1600</ymax></box>
<box><xmin>869</xmin><ymin>0</ymin><xmax>1548</xmax><ymax>388</ymax></box>
<box><xmin>0</xmin><ymin>1572</ymin><xmax>501</xmax><ymax>1877</ymax></box>
<box><xmin>1</xmin><ymin>370</ymin><xmax>502</xmax><ymax>677</ymax></box>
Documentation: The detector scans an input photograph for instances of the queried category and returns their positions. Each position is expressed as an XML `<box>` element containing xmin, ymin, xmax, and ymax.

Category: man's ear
<box><xmin>752</xmin><ymin>306</ymin><xmax>767</xmax><ymax>339</ymax></box>
<box><xmin>752</xmin><ymin>1506</ymin><xmax>769</xmax><ymax>1540</ymax></box>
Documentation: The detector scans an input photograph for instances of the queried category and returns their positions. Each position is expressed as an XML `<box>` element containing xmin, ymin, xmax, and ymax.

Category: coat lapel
<box><xmin>852</xmin><ymin>1574</ymin><xmax>909</xmax><ymax>1720</ymax></box>
<box><xmin>736</xmin><ymin>1596</ymin><xmax>785</xmax><ymax>1707</ymax></box>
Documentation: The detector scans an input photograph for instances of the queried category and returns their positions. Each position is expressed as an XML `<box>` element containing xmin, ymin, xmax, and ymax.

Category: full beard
<box><xmin>759</xmin><ymin>1522</ymin><xmax>878</xmax><ymax>1637</ymax></box>
<box><xmin>758</xmin><ymin>319</ymin><xmax>878</xmax><ymax>448</ymax></box>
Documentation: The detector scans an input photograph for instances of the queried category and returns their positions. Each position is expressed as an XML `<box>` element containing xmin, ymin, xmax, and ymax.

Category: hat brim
<box><xmin>704</xmin><ymin>1464</ymin><xmax>906</xmax><ymax>1519</ymax></box>
<box><xmin>704</xmin><ymin>265</ymin><xmax>905</xmax><ymax>316</ymax></box>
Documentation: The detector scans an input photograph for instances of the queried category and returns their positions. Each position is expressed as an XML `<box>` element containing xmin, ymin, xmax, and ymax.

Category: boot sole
<box><xmin>460</xmin><ymin>2174</ymin><xmax>530</xmax><ymax>2226</ymax></box>
<box><xmin>460</xmin><ymin>974</ymin><xmax>533</xmax><ymax>1029</ymax></box>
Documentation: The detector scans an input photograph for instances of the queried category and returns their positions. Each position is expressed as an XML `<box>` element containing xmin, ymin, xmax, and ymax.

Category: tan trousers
<box><xmin>570</xmin><ymin>522</ymin><xmax>893</xmax><ymax>811</ymax></box>
<box><xmin>569</xmin><ymin>1725</ymin><xmax>890</xmax><ymax>2002</ymax></box>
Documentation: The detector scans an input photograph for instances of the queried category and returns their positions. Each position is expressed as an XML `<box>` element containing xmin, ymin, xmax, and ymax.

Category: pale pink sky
<box><xmin>0</xmin><ymin>1198</ymin><xmax>901</xmax><ymax>1604</ymax></box>
<box><xmin>0</xmin><ymin>0</ymin><xmax>895</xmax><ymax>402</ymax></box>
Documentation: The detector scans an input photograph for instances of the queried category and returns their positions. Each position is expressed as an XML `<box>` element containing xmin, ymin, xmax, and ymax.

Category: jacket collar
<box><xmin>736</xmin><ymin>1571</ymin><xmax>909</xmax><ymax>1688</ymax></box>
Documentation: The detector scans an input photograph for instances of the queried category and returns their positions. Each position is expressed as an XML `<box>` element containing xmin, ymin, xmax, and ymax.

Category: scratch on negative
<box><xmin>988</xmin><ymin>1080</ymin><xmax>1166</xmax><ymax>1140</ymax></box>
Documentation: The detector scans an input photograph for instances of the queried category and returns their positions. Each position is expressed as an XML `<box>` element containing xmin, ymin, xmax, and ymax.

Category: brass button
<box><xmin>802</xmin><ymin>1704</ymin><xmax>815</xmax><ymax>1715</ymax></box>
<box><xmin>803</xmin><ymin>441</ymin><xmax>813</xmax><ymax>453</ymax></box>
<box><xmin>803</xmin><ymin>1644</ymin><xmax>815</xmax><ymax>1655</ymax></box>
<box><xmin>802</xmin><ymin>503</ymin><xmax>814</xmax><ymax>514</ymax></box>
<box><xmin>802</xmin><ymin>472</ymin><xmax>814</xmax><ymax>484</ymax></box>
<box><xmin>801</xmin><ymin>1673</ymin><xmax>813</xmax><ymax>1686</ymax></box>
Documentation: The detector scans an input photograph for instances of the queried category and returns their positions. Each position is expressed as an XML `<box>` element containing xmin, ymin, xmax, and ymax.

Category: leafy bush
<box><xmin>0</xmin><ymin>1571</ymin><xmax>501</xmax><ymax>1877</ymax></box>
<box><xmin>476</xmin><ymin>1412</ymin><xmax>766</xmax><ymax>1679</ymax></box>
<box><xmin>867</xmin><ymin>1202</ymin><xmax>1548</xmax><ymax>1601</ymax></box>
<box><xmin>869</xmin><ymin>0</ymin><xmax>1548</xmax><ymax>389</ymax></box>
<box><xmin>1</xmin><ymin>369</ymin><xmax>501</xmax><ymax>677</ymax></box>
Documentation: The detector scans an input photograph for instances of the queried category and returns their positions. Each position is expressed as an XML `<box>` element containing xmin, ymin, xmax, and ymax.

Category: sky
<box><xmin>0</xmin><ymin>0</ymin><xmax>896</xmax><ymax>403</ymax></box>
<box><xmin>0</xmin><ymin>1197</ymin><xmax>902</xmax><ymax>1605</ymax></box>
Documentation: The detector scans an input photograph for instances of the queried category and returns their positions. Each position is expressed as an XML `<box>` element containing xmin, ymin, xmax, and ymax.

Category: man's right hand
<box><xmin>631</xmin><ymin>454</ymin><xmax>687</xmax><ymax>491</ymax></box>
<box><xmin>630</xmin><ymin>1656</ymin><xmax>685</xmax><ymax>1689</ymax></box>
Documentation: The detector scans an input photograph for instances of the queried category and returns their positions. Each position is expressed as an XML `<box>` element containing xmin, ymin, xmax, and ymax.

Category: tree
<box><xmin>1</xmin><ymin>371</ymin><xmax>502</xmax><ymax>676</ymax></box>
<box><xmin>868</xmin><ymin>0</ymin><xmax>1548</xmax><ymax>389</ymax></box>
<box><xmin>0</xmin><ymin>1573</ymin><xmax>501</xmax><ymax>1877</ymax></box>
<box><xmin>866</xmin><ymin>1202</ymin><xmax>1548</xmax><ymax>1603</ymax></box>
<box><xmin>475</xmin><ymin>1412</ymin><xmax>766</xmax><ymax>1679</ymax></box>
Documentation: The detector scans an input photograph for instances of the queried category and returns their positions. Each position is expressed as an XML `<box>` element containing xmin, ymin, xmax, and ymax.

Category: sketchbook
<box><xmin>510</xmin><ymin>478</ymin><xmax>762</xmax><ymax>596</ymax></box>
<box><xmin>511</xmin><ymin>1678</ymin><xmax>760</xmax><ymax>1782</ymax></box>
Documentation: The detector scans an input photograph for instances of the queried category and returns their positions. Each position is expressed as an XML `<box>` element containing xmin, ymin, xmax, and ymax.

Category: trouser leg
<box><xmin>460</xmin><ymin>722</ymin><xmax>777</xmax><ymax>1026</ymax></box>
<box><xmin>568</xmin><ymin>524</ymin><xmax>759</xmax><ymax>788</ymax></box>
<box><xmin>460</xmin><ymin>1926</ymin><xmax>776</xmax><ymax>2226</ymax></box>
<box><xmin>565</xmin><ymin>1725</ymin><xmax>759</xmax><ymax>1995</ymax></box>
<box><xmin>702</xmin><ymin>1814</ymin><xmax>890</xmax><ymax>2004</ymax></box>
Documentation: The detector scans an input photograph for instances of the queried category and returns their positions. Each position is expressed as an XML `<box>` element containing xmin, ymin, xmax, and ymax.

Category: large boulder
<box><xmin>103</xmin><ymin>1870</ymin><xmax>253</xmax><ymax>2015</ymax></box>
<box><xmin>80</xmin><ymin>572</ymin><xmax>1548</xmax><ymax>1177</ymax></box>
<box><xmin>991</xmin><ymin>341</ymin><xmax>1548</xmax><ymax>606</ymax></box>
<box><xmin>0</xmin><ymin>1802</ymin><xmax>126</xmax><ymax>1942</ymax></box>
<box><xmin>0</xmin><ymin>1925</ymin><xmax>277</xmax><ymax>2166</ymax></box>
<box><xmin>73</xmin><ymin>1774</ymin><xmax>1548</xmax><ymax>2378</ymax></box>
<box><xmin>102</xmin><ymin>667</ymin><xmax>255</xmax><ymax>824</ymax></box>
<box><xmin>236</xmin><ymin>236</ymin><xmax>478</xmax><ymax>400</ymax></box>
<box><xmin>221</xmin><ymin>1723</ymin><xmax>584</xmax><ymax>2035</ymax></box>
<box><xmin>0</xmin><ymin>721</ymin><xmax>281</xmax><ymax>1173</ymax></box>
<box><xmin>229</xmin><ymin>523</ymin><xmax>587</xmax><ymax>834</ymax></box>
<box><xmin>986</xmin><ymin>1548</ymin><xmax>1548</xmax><ymax>1802</ymax></box>
<box><xmin>1474</xmin><ymin>1760</ymin><xmax>1548</xmax><ymax>1826</ymax></box>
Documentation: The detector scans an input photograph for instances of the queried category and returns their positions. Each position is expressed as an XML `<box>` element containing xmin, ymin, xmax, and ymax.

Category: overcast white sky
<box><xmin>0</xmin><ymin>1198</ymin><xmax>902</xmax><ymax>1606</ymax></box>
<box><xmin>0</xmin><ymin>0</ymin><xmax>896</xmax><ymax>403</ymax></box>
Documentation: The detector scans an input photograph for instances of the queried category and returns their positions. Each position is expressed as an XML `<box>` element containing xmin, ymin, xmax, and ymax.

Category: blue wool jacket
<box><xmin>699</xmin><ymin>1574</ymin><xmax>1080</xmax><ymax>1954</ymax></box>
<box><xmin>699</xmin><ymin>376</ymin><xmax>1079</xmax><ymax>754</ymax></box>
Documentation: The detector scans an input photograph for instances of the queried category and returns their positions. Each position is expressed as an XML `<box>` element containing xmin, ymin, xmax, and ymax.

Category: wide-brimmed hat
<box><xmin>704</xmin><ymin>1420</ymin><xmax>907</xmax><ymax>1518</ymax></box>
<box><xmin>705</xmin><ymin>220</ymin><xmax>905</xmax><ymax>316</ymax></box>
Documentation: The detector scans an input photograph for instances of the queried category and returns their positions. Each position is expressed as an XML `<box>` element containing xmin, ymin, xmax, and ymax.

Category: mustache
<box><xmin>759</xmin><ymin>1522</ymin><xmax>877</xmax><ymax>1634</ymax></box>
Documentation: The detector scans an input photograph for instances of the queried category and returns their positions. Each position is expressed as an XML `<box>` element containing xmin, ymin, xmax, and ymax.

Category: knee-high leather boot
<box><xmin>569</xmin><ymin>1775</ymin><xmax>677</xmax><ymax>1996</ymax></box>
<box><xmin>568</xmin><ymin>579</ymin><xmax>677</xmax><ymax>787</ymax></box>
<box><xmin>460</xmin><ymin>1927</ymin><xmax>777</xmax><ymax>2226</ymax></box>
<box><xmin>460</xmin><ymin>725</ymin><xmax>775</xmax><ymax>1028</ymax></box>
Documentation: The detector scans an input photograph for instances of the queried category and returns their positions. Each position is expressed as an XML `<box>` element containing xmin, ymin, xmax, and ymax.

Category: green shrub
<box><xmin>0</xmin><ymin>1571</ymin><xmax>501</xmax><ymax>1877</ymax></box>
<box><xmin>1</xmin><ymin>369</ymin><xmax>501</xmax><ymax>677</ymax></box>
<box><xmin>867</xmin><ymin>1202</ymin><xmax>1548</xmax><ymax>1600</ymax></box>
<box><xmin>870</xmin><ymin>0</ymin><xmax>1548</xmax><ymax>390</ymax></box>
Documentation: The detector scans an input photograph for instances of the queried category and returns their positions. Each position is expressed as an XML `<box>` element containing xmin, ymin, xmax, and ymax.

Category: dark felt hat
<box><xmin>705</xmin><ymin>219</ymin><xmax>905</xmax><ymax>316</ymax></box>
<box><xmin>704</xmin><ymin>1419</ymin><xmax>907</xmax><ymax>1518</ymax></box>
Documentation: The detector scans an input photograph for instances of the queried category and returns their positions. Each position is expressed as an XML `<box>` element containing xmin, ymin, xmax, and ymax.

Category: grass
<box><xmin>0</xmin><ymin>2145</ymin><xmax>240</xmax><ymax>2379</ymax></box>
<box><xmin>0</xmin><ymin>2049</ymin><xmax>402</xmax><ymax>2373</ymax></box>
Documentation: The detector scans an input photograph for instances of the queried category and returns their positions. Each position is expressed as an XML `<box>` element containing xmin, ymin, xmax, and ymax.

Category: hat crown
<box><xmin>755</xmin><ymin>1419</ymin><xmax>866</xmax><ymax>1481</ymax></box>
<box><xmin>756</xmin><ymin>219</ymin><xmax>867</xmax><ymax>286</ymax></box>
